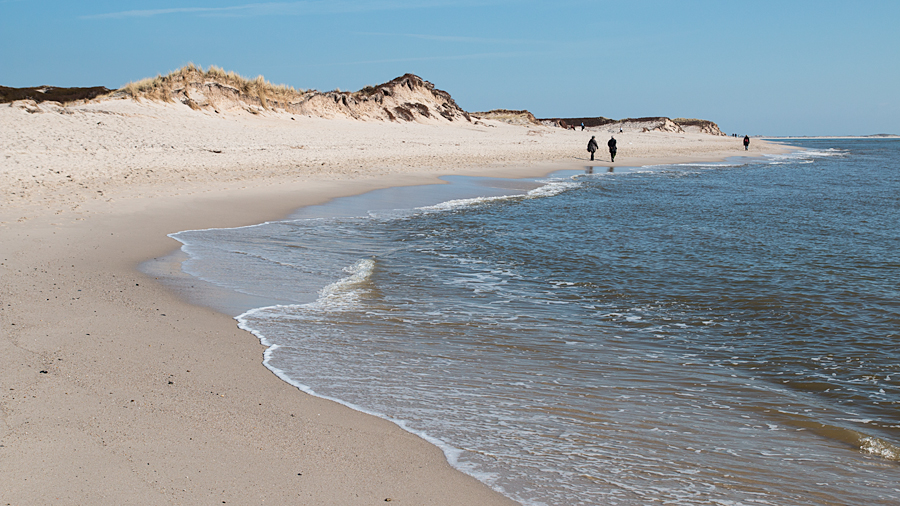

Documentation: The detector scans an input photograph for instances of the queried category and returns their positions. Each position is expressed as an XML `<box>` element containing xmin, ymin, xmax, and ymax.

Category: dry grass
<box><xmin>354</xmin><ymin>85</ymin><xmax>378</xmax><ymax>97</ymax></box>
<box><xmin>119</xmin><ymin>63</ymin><xmax>305</xmax><ymax>106</ymax></box>
<box><xmin>472</xmin><ymin>109</ymin><xmax>540</xmax><ymax>125</ymax></box>
<box><xmin>672</xmin><ymin>118</ymin><xmax>708</xmax><ymax>127</ymax></box>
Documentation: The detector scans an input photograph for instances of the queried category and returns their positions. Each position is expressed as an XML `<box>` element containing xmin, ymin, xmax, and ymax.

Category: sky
<box><xmin>2</xmin><ymin>0</ymin><xmax>898</xmax><ymax>136</ymax></box>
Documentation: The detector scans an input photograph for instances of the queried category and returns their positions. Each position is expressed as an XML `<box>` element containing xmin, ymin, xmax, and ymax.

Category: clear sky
<box><xmin>2</xmin><ymin>0</ymin><xmax>898</xmax><ymax>136</ymax></box>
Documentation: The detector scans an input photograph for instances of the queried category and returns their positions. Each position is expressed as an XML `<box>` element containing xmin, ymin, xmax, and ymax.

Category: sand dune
<box><xmin>114</xmin><ymin>65</ymin><xmax>470</xmax><ymax>123</ymax></box>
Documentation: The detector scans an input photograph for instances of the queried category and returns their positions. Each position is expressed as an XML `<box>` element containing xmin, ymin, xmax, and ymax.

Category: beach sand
<box><xmin>0</xmin><ymin>98</ymin><xmax>792</xmax><ymax>504</ymax></box>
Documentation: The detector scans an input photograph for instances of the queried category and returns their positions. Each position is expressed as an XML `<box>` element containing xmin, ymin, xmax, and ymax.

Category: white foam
<box><xmin>307</xmin><ymin>258</ymin><xmax>376</xmax><ymax>311</ymax></box>
<box><xmin>168</xmin><ymin>213</ymin><xmax>298</xmax><ymax>240</ymax></box>
<box><xmin>762</xmin><ymin>148</ymin><xmax>847</xmax><ymax>165</ymax></box>
<box><xmin>526</xmin><ymin>179</ymin><xmax>580</xmax><ymax>198</ymax></box>
<box><xmin>859</xmin><ymin>437</ymin><xmax>900</xmax><ymax>461</ymax></box>
<box><xmin>621</xmin><ymin>147</ymin><xmax>847</xmax><ymax>175</ymax></box>
<box><xmin>416</xmin><ymin>179</ymin><xmax>580</xmax><ymax>213</ymax></box>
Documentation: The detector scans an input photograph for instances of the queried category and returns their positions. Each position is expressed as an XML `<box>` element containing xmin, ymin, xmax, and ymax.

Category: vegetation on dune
<box><xmin>119</xmin><ymin>63</ymin><xmax>307</xmax><ymax>108</ymax></box>
<box><xmin>472</xmin><ymin>109</ymin><xmax>541</xmax><ymax>125</ymax></box>
<box><xmin>672</xmin><ymin>118</ymin><xmax>711</xmax><ymax>127</ymax></box>
<box><xmin>0</xmin><ymin>85</ymin><xmax>113</xmax><ymax>104</ymax></box>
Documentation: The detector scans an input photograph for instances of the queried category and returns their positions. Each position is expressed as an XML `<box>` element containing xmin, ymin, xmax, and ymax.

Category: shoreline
<box><xmin>0</xmin><ymin>102</ymin><xmax>795</xmax><ymax>504</ymax></box>
<box><xmin>0</xmin><ymin>175</ymin><xmax>524</xmax><ymax>505</ymax></box>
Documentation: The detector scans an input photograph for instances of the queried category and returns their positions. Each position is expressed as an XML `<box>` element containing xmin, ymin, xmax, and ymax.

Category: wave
<box><xmin>307</xmin><ymin>257</ymin><xmax>376</xmax><ymax>311</ymax></box>
<box><xmin>763</xmin><ymin>148</ymin><xmax>848</xmax><ymax>164</ymax></box>
<box><xmin>774</xmin><ymin>410</ymin><xmax>900</xmax><ymax>462</ymax></box>
<box><xmin>416</xmin><ymin>178</ymin><xmax>580</xmax><ymax>213</ymax></box>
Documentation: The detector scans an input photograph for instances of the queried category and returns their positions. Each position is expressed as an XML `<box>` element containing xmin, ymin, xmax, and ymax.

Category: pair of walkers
<box><xmin>587</xmin><ymin>135</ymin><xmax>617</xmax><ymax>162</ymax></box>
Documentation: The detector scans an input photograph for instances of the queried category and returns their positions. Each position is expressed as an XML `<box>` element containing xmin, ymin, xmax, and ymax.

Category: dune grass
<box><xmin>119</xmin><ymin>63</ymin><xmax>306</xmax><ymax>107</ymax></box>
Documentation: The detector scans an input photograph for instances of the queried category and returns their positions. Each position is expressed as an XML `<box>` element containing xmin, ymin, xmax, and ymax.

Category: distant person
<box><xmin>587</xmin><ymin>135</ymin><xmax>599</xmax><ymax>161</ymax></box>
<box><xmin>619</xmin><ymin>127</ymin><xmax>623</xmax><ymax>133</ymax></box>
<box><xmin>743</xmin><ymin>135</ymin><xmax>750</xmax><ymax>150</ymax></box>
<box><xmin>581</xmin><ymin>122</ymin><xmax>585</xmax><ymax>131</ymax></box>
<box><xmin>608</xmin><ymin>136</ymin><xmax>617</xmax><ymax>162</ymax></box>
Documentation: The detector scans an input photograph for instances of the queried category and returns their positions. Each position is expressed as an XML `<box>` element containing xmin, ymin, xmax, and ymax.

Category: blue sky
<box><xmin>2</xmin><ymin>0</ymin><xmax>898</xmax><ymax>136</ymax></box>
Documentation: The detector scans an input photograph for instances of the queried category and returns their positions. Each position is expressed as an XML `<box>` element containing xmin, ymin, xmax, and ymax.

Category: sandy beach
<box><xmin>1</xmin><ymin>95</ymin><xmax>793</xmax><ymax>504</ymax></box>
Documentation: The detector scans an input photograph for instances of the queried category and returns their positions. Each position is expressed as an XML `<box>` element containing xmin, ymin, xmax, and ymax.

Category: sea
<box><xmin>160</xmin><ymin>138</ymin><xmax>899</xmax><ymax>505</ymax></box>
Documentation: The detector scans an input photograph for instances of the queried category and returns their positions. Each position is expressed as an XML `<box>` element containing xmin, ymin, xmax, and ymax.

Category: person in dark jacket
<box><xmin>608</xmin><ymin>136</ymin><xmax>617</xmax><ymax>162</ymax></box>
<box><xmin>587</xmin><ymin>136</ymin><xmax>599</xmax><ymax>161</ymax></box>
<box><xmin>743</xmin><ymin>135</ymin><xmax>750</xmax><ymax>150</ymax></box>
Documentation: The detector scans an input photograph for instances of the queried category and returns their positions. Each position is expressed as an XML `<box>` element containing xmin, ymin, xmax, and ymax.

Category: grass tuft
<box><xmin>118</xmin><ymin>64</ymin><xmax>305</xmax><ymax>108</ymax></box>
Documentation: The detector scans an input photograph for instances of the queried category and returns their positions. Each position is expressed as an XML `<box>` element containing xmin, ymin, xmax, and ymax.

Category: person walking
<box><xmin>587</xmin><ymin>135</ymin><xmax>599</xmax><ymax>161</ymax></box>
<box><xmin>608</xmin><ymin>136</ymin><xmax>617</xmax><ymax>162</ymax></box>
<box><xmin>743</xmin><ymin>135</ymin><xmax>750</xmax><ymax>150</ymax></box>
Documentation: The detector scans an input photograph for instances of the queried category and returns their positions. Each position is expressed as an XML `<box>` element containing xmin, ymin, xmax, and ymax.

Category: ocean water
<box><xmin>168</xmin><ymin>139</ymin><xmax>900</xmax><ymax>505</ymax></box>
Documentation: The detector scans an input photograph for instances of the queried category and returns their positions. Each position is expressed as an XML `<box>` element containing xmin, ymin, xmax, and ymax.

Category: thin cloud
<box><xmin>80</xmin><ymin>1</ymin><xmax>507</xmax><ymax>20</ymax></box>
<box><xmin>325</xmin><ymin>50</ymin><xmax>551</xmax><ymax>66</ymax></box>
<box><xmin>82</xmin><ymin>6</ymin><xmax>228</xmax><ymax>19</ymax></box>
<box><xmin>357</xmin><ymin>31</ymin><xmax>540</xmax><ymax>45</ymax></box>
